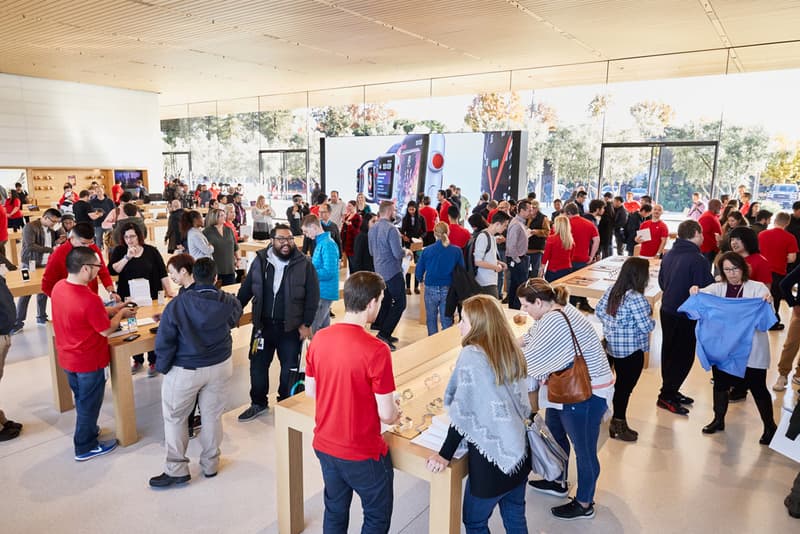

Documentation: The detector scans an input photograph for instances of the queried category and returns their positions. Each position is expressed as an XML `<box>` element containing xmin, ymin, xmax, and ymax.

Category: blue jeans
<box><xmin>545</xmin><ymin>268</ymin><xmax>572</xmax><ymax>283</ymax></box>
<box><xmin>528</xmin><ymin>252</ymin><xmax>543</xmax><ymax>278</ymax></box>
<box><xmin>93</xmin><ymin>226</ymin><xmax>106</xmax><ymax>250</ymax></box>
<box><xmin>66</xmin><ymin>368</ymin><xmax>106</xmax><ymax>455</ymax></box>
<box><xmin>374</xmin><ymin>273</ymin><xmax>406</xmax><ymax>339</ymax></box>
<box><xmin>14</xmin><ymin>292</ymin><xmax>48</xmax><ymax>327</ymax></box>
<box><xmin>545</xmin><ymin>395</ymin><xmax>607</xmax><ymax>503</ymax></box>
<box><xmin>423</xmin><ymin>285</ymin><xmax>451</xmax><ymax>335</ymax></box>
<box><xmin>463</xmin><ymin>478</ymin><xmax>528</xmax><ymax>534</ymax></box>
<box><xmin>311</xmin><ymin>298</ymin><xmax>333</xmax><ymax>334</ymax></box>
<box><xmin>315</xmin><ymin>450</ymin><xmax>394</xmax><ymax>534</ymax></box>
<box><xmin>506</xmin><ymin>256</ymin><xmax>530</xmax><ymax>310</ymax></box>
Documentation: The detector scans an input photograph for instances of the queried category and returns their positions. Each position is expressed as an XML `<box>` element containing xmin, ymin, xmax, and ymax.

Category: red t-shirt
<box><xmin>0</xmin><ymin>205</ymin><xmax>7</xmax><ymax>241</ymax></box>
<box><xmin>543</xmin><ymin>234</ymin><xmax>573</xmax><ymax>273</ymax></box>
<box><xmin>569</xmin><ymin>216</ymin><xmax>598</xmax><ymax>263</ymax></box>
<box><xmin>42</xmin><ymin>241</ymin><xmax>113</xmax><ymax>297</ymax></box>
<box><xmin>111</xmin><ymin>183</ymin><xmax>123</xmax><ymax>204</ymax></box>
<box><xmin>448</xmin><ymin>223</ymin><xmax>471</xmax><ymax>249</ymax></box>
<box><xmin>4</xmin><ymin>198</ymin><xmax>21</xmax><ymax>220</ymax></box>
<box><xmin>759</xmin><ymin>228</ymin><xmax>799</xmax><ymax>275</ymax></box>
<box><xmin>52</xmin><ymin>280</ymin><xmax>111</xmax><ymax>372</ymax></box>
<box><xmin>487</xmin><ymin>209</ymin><xmax>499</xmax><ymax>223</ymax></box>
<box><xmin>419</xmin><ymin>206</ymin><xmax>438</xmax><ymax>232</ymax></box>
<box><xmin>307</xmin><ymin>324</ymin><xmax>396</xmax><ymax>461</ymax></box>
<box><xmin>638</xmin><ymin>220</ymin><xmax>669</xmax><ymax>257</ymax></box>
<box><xmin>740</xmin><ymin>202</ymin><xmax>750</xmax><ymax>216</ymax></box>
<box><xmin>438</xmin><ymin>200</ymin><xmax>452</xmax><ymax>223</ymax></box>
<box><xmin>698</xmin><ymin>211</ymin><xmax>722</xmax><ymax>254</ymax></box>
<box><xmin>745</xmin><ymin>253</ymin><xmax>772</xmax><ymax>285</ymax></box>
<box><xmin>623</xmin><ymin>200</ymin><xmax>641</xmax><ymax>213</ymax></box>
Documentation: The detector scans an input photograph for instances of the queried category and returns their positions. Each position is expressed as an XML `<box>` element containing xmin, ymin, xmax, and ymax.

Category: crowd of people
<box><xmin>2</xmin><ymin>178</ymin><xmax>800</xmax><ymax>528</ymax></box>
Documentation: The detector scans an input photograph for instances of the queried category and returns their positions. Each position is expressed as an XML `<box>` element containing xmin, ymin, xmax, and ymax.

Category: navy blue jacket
<box><xmin>658</xmin><ymin>239</ymin><xmax>714</xmax><ymax>315</ymax></box>
<box><xmin>155</xmin><ymin>284</ymin><xmax>243</xmax><ymax>373</ymax></box>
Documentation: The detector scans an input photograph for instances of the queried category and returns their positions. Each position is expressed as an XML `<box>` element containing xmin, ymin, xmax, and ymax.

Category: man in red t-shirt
<box><xmin>52</xmin><ymin>246</ymin><xmax>136</xmax><ymax>461</ymax></box>
<box><xmin>306</xmin><ymin>271</ymin><xmax>400</xmax><ymax>533</ymax></box>
<box><xmin>0</xmin><ymin>203</ymin><xmax>13</xmax><ymax>271</ymax></box>
<box><xmin>623</xmin><ymin>192</ymin><xmax>641</xmax><ymax>214</ymax></box>
<box><xmin>419</xmin><ymin>196</ymin><xmax>438</xmax><ymax>246</ymax></box>
<box><xmin>111</xmin><ymin>180</ymin><xmax>124</xmax><ymax>205</ymax></box>
<box><xmin>637</xmin><ymin>204</ymin><xmax>669</xmax><ymax>257</ymax></box>
<box><xmin>698</xmin><ymin>198</ymin><xmax>723</xmax><ymax>263</ymax></box>
<box><xmin>758</xmin><ymin>212</ymin><xmax>799</xmax><ymax>330</ymax></box>
<box><xmin>42</xmin><ymin>222</ymin><xmax>117</xmax><ymax>300</ymax></box>
<box><xmin>566</xmin><ymin>203</ymin><xmax>599</xmax><ymax>312</ymax></box>
<box><xmin>447</xmin><ymin>206</ymin><xmax>471</xmax><ymax>249</ymax></box>
<box><xmin>437</xmin><ymin>190</ymin><xmax>452</xmax><ymax>224</ymax></box>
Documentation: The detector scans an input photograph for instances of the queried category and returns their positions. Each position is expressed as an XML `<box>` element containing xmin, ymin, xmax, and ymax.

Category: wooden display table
<box><xmin>554</xmin><ymin>255</ymin><xmax>662</xmax><ymax>309</ymax></box>
<box><xmin>144</xmin><ymin>219</ymin><xmax>168</xmax><ymax>242</ymax></box>
<box><xmin>239</xmin><ymin>239</ymin><xmax>270</xmax><ymax>255</ymax></box>
<box><xmin>275</xmin><ymin>309</ymin><xmax>528</xmax><ymax>534</ymax></box>
<box><xmin>7</xmin><ymin>230</ymin><xmax>23</xmax><ymax>266</ymax></box>
<box><xmin>4</xmin><ymin>268</ymin><xmax>44</xmax><ymax>297</ymax></box>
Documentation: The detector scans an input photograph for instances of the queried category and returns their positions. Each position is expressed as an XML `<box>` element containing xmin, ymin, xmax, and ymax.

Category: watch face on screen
<box><xmin>395</xmin><ymin>134</ymin><xmax>428</xmax><ymax>216</ymax></box>
<box><xmin>481</xmin><ymin>132</ymin><xmax>515</xmax><ymax>201</ymax></box>
<box><xmin>375</xmin><ymin>155</ymin><xmax>395</xmax><ymax>199</ymax></box>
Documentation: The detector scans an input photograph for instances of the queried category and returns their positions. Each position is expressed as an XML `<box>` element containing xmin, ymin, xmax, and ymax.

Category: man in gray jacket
<box><xmin>368</xmin><ymin>201</ymin><xmax>409</xmax><ymax>350</ymax></box>
<box><xmin>11</xmin><ymin>208</ymin><xmax>65</xmax><ymax>334</ymax></box>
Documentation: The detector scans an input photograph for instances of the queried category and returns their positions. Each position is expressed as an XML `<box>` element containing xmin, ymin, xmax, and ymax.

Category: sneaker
<box><xmin>74</xmin><ymin>439</ymin><xmax>118</xmax><ymax>461</ymax></box>
<box><xmin>657</xmin><ymin>397</ymin><xmax>689</xmax><ymax>415</ymax></box>
<box><xmin>770</xmin><ymin>322</ymin><xmax>785</xmax><ymax>331</ymax></box>
<box><xmin>149</xmin><ymin>472</ymin><xmax>191</xmax><ymax>488</ymax></box>
<box><xmin>237</xmin><ymin>404</ymin><xmax>268</xmax><ymax>422</ymax></box>
<box><xmin>204</xmin><ymin>471</ymin><xmax>218</xmax><ymax>478</ymax></box>
<box><xmin>131</xmin><ymin>362</ymin><xmax>143</xmax><ymax>375</ymax></box>
<box><xmin>9</xmin><ymin>325</ymin><xmax>23</xmax><ymax>336</ymax></box>
<box><xmin>675</xmin><ymin>392</ymin><xmax>694</xmax><ymax>405</ymax></box>
<box><xmin>577</xmin><ymin>301</ymin><xmax>595</xmax><ymax>313</ymax></box>
<box><xmin>793</xmin><ymin>375</ymin><xmax>800</xmax><ymax>387</ymax></box>
<box><xmin>147</xmin><ymin>364</ymin><xmax>158</xmax><ymax>378</ymax></box>
<box><xmin>36</xmin><ymin>318</ymin><xmax>48</xmax><ymax>325</ymax></box>
<box><xmin>528</xmin><ymin>478</ymin><xmax>568</xmax><ymax>498</ymax></box>
<box><xmin>551</xmin><ymin>498</ymin><xmax>595</xmax><ymax>521</ymax></box>
<box><xmin>774</xmin><ymin>376</ymin><xmax>789</xmax><ymax>391</ymax></box>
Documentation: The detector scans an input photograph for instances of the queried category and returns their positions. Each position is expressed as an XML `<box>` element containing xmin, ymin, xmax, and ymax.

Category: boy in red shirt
<box><xmin>306</xmin><ymin>271</ymin><xmax>400</xmax><ymax>533</ymax></box>
<box><xmin>758</xmin><ymin>212</ymin><xmax>799</xmax><ymax>330</ymax></box>
<box><xmin>565</xmin><ymin>202</ymin><xmax>599</xmax><ymax>312</ymax></box>
<box><xmin>52</xmin><ymin>246</ymin><xmax>136</xmax><ymax>461</ymax></box>
<box><xmin>698</xmin><ymin>198</ymin><xmax>723</xmax><ymax>263</ymax></box>
<box><xmin>419</xmin><ymin>196</ymin><xmax>438</xmax><ymax>246</ymax></box>
<box><xmin>447</xmin><ymin>206</ymin><xmax>472</xmax><ymax>249</ymax></box>
<box><xmin>636</xmin><ymin>204</ymin><xmax>669</xmax><ymax>257</ymax></box>
<box><xmin>437</xmin><ymin>189</ymin><xmax>452</xmax><ymax>224</ymax></box>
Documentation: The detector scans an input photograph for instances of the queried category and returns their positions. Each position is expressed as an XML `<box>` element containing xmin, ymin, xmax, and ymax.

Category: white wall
<box><xmin>0</xmin><ymin>73</ymin><xmax>161</xmax><ymax>181</ymax></box>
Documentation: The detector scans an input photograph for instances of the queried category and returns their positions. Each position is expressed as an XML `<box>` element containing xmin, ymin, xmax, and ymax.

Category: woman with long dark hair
<box><xmin>352</xmin><ymin>213</ymin><xmax>375</xmax><ymax>273</ymax></box>
<box><xmin>595</xmin><ymin>258</ymin><xmax>655</xmax><ymax>441</ymax></box>
<box><xmin>181</xmin><ymin>210</ymin><xmax>214</xmax><ymax>260</ymax></box>
<box><xmin>401</xmin><ymin>200</ymin><xmax>426</xmax><ymax>294</ymax></box>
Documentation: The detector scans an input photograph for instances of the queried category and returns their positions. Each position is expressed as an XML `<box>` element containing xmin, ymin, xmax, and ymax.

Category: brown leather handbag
<box><xmin>547</xmin><ymin>310</ymin><xmax>593</xmax><ymax>404</ymax></box>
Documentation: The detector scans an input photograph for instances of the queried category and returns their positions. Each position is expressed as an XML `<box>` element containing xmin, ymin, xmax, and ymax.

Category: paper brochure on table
<box><xmin>586</xmin><ymin>277</ymin><xmax>660</xmax><ymax>298</ymax></box>
<box><xmin>409</xmin><ymin>414</ymin><xmax>467</xmax><ymax>459</ymax></box>
<box><xmin>128</xmin><ymin>278</ymin><xmax>153</xmax><ymax>307</ymax></box>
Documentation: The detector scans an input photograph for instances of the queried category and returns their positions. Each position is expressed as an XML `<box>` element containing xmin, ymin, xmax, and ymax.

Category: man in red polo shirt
<box><xmin>447</xmin><ymin>206</ymin><xmax>471</xmax><ymax>249</ymax></box>
<box><xmin>698</xmin><ymin>198</ymin><xmax>723</xmax><ymax>264</ymax></box>
<box><xmin>52</xmin><ymin>246</ymin><xmax>136</xmax><ymax>461</ymax></box>
<box><xmin>759</xmin><ymin>211</ymin><xmax>799</xmax><ymax>330</ymax></box>
<box><xmin>566</xmin><ymin>202</ymin><xmax>599</xmax><ymax>312</ymax></box>
<box><xmin>419</xmin><ymin>196</ymin><xmax>438</xmax><ymax>246</ymax></box>
<box><xmin>437</xmin><ymin>189</ymin><xmax>452</xmax><ymax>224</ymax></box>
<box><xmin>306</xmin><ymin>271</ymin><xmax>400</xmax><ymax>533</ymax></box>
<box><xmin>637</xmin><ymin>204</ymin><xmax>670</xmax><ymax>257</ymax></box>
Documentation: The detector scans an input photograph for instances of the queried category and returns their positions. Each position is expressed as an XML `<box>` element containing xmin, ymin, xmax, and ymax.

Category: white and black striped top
<box><xmin>522</xmin><ymin>304</ymin><xmax>613</xmax><ymax>386</ymax></box>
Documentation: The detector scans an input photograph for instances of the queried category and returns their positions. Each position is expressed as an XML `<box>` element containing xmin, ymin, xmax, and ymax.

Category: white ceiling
<box><xmin>1</xmin><ymin>0</ymin><xmax>799</xmax><ymax>106</ymax></box>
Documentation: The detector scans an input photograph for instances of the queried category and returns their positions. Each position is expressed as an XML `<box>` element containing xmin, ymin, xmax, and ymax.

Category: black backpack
<box><xmin>464</xmin><ymin>230</ymin><xmax>492</xmax><ymax>275</ymax></box>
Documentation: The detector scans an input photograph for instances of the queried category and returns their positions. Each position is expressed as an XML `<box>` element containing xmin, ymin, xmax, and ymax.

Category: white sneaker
<box><xmin>773</xmin><ymin>375</ymin><xmax>788</xmax><ymax>391</ymax></box>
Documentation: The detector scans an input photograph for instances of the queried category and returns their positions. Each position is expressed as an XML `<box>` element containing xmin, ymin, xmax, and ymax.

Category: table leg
<box><xmin>10</xmin><ymin>239</ymin><xmax>19</xmax><ymax>266</ymax></box>
<box><xmin>428</xmin><ymin>467</ymin><xmax>462</xmax><ymax>534</ymax></box>
<box><xmin>148</xmin><ymin>226</ymin><xmax>156</xmax><ymax>242</ymax></box>
<box><xmin>110</xmin><ymin>352</ymin><xmax>138</xmax><ymax>446</ymax></box>
<box><xmin>418</xmin><ymin>284</ymin><xmax>427</xmax><ymax>326</ymax></box>
<box><xmin>275</xmin><ymin>407</ymin><xmax>305</xmax><ymax>534</ymax></box>
<box><xmin>46</xmin><ymin>324</ymin><xmax>74</xmax><ymax>412</ymax></box>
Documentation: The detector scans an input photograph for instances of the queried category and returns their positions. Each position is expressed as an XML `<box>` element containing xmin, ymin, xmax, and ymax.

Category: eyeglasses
<box><xmin>722</xmin><ymin>267</ymin><xmax>741</xmax><ymax>273</ymax></box>
<box><xmin>83</xmin><ymin>263</ymin><xmax>102</xmax><ymax>269</ymax></box>
<box><xmin>273</xmin><ymin>236</ymin><xmax>293</xmax><ymax>243</ymax></box>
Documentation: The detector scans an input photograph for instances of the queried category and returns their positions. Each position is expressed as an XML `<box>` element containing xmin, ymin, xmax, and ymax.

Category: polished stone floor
<box><xmin>1</xmin><ymin>293</ymin><xmax>799</xmax><ymax>533</ymax></box>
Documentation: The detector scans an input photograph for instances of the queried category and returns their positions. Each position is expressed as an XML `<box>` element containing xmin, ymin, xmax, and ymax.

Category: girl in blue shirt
<box><xmin>415</xmin><ymin>222</ymin><xmax>464</xmax><ymax>335</ymax></box>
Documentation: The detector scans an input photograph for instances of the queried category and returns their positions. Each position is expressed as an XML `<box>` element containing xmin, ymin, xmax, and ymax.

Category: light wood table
<box><xmin>4</xmin><ymin>268</ymin><xmax>44</xmax><ymax>297</ymax></box>
<box><xmin>7</xmin><ymin>230</ymin><xmax>23</xmax><ymax>265</ymax></box>
<box><xmin>144</xmin><ymin>219</ymin><xmax>168</xmax><ymax>242</ymax></box>
<box><xmin>239</xmin><ymin>239</ymin><xmax>270</xmax><ymax>255</ymax></box>
<box><xmin>275</xmin><ymin>309</ymin><xmax>528</xmax><ymax>534</ymax></box>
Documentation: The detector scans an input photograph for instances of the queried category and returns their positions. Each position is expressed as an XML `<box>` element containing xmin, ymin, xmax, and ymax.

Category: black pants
<box><xmin>248</xmin><ymin>321</ymin><xmax>302</xmax><ymax>405</ymax></box>
<box><xmin>659</xmin><ymin>310</ymin><xmax>697</xmax><ymax>400</ymax></box>
<box><xmin>712</xmin><ymin>366</ymin><xmax>770</xmax><ymax>401</ymax></box>
<box><xmin>568</xmin><ymin>261</ymin><xmax>590</xmax><ymax>307</ymax></box>
<box><xmin>614</xmin><ymin>228</ymin><xmax>625</xmax><ymax>255</ymax></box>
<box><xmin>133</xmin><ymin>351</ymin><xmax>156</xmax><ymax>365</ymax></box>
<box><xmin>373</xmin><ymin>273</ymin><xmax>406</xmax><ymax>339</ymax></box>
<box><xmin>771</xmin><ymin>272</ymin><xmax>787</xmax><ymax>323</ymax></box>
<box><xmin>506</xmin><ymin>256</ymin><xmax>530</xmax><ymax>310</ymax></box>
<box><xmin>608</xmin><ymin>350</ymin><xmax>644</xmax><ymax>420</ymax></box>
<box><xmin>422</xmin><ymin>231</ymin><xmax>435</xmax><ymax>247</ymax></box>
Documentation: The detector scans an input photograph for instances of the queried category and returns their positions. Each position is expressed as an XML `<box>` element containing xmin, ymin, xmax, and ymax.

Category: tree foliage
<box><xmin>464</xmin><ymin>92</ymin><xmax>525</xmax><ymax>132</ymax></box>
<box><xmin>629</xmin><ymin>100</ymin><xmax>675</xmax><ymax>138</ymax></box>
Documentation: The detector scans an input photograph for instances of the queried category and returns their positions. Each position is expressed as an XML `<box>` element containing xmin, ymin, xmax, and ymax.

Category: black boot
<box><xmin>609</xmin><ymin>418</ymin><xmax>638</xmax><ymax>442</ymax></box>
<box><xmin>702</xmin><ymin>390</ymin><xmax>728</xmax><ymax>434</ymax></box>
<box><xmin>754</xmin><ymin>396</ymin><xmax>777</xmax><ymax>445</ymax></box>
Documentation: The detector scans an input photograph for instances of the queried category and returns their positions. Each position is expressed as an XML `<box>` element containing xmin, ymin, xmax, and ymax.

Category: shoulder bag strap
<box><xmin>556</xmin><ymin>309</ymin><xmax>583</xmax><ymax>359</ymax></box>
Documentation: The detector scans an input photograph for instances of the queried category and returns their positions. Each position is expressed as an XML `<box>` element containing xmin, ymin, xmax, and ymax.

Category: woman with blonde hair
<box><xmin>426</xmin><ymin>294</ymin><xmax>531</xmax><ymax>532</ymax></box>
<box><xmin>414</xmin><ymin>221</ymin><xmax>464</xmax><ymax>335</ymax></box>
<box><xmin>518</xmin><ymin>278</ymin><xmax>613</xmax><ymax>521</ymax></box>
<box><xmin>251</xmin><ymin>195</ymin><xmax>273</xmax><ymax>240</ymax></box>
<box><xmin>355</xmin><ymin>192</ymin><xmax>371</xmax><ymax>216</ymax></box>
<box><xmin>542</xmin><ymin>215</ymin><xmax>574</xmax><ymax>282</ymax></box>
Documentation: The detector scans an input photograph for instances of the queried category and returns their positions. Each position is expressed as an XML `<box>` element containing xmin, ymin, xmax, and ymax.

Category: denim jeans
<box><xmin>93</xmin><ymin>226</ymin><xmax>106</xmax><ymax>250</ymax></box>
<box><xmin>14</xmin><ymin>293</ymin><xmax>48</xmax><ymax>327</ymax></box>
<box><xmin>311</xmin><ymin>298</ymin><xmax>333</xmax><ymax>334</ymax></box>
<box><xmin>373</xmin><ymin>273</ymin><xmax>406</xmax><ymax>339</ymax></box>
<box><xmin>249</xmin><ymin>321</ymin><xmax>302</xmax><ymax>404</ymax></box>
<box><xmin>423</xmin><ymin>285</ymin><xmax>451</xmax><ymax>335</ymax></box>
<box><xmin>315</xmin><ymin>449</ymin><xmax>394</xmax><ymax>534</ymax></box>
<box><xmin>527</xmin><ymin>252</ymin><xmax>543</xmax><ymax>279</ymax></box>
<box><xmin>545</xmin><ymin>268</ymin><xmax>572</xmax><ymax>283</ymax></box>
<box><xmin>462</xmin><ymin>478</ymin><xmax>528</xmax><ymax>534</ymax></box>
<box><xmin>545</xmin><ymin>395</ymin><xmax>606</xmax><ymax>503</ymax></box>
<box><xmin>506</xmin><ymin>256</ymin><xmax>530</xmax><ymax>310</ymax></box>
<box><xmin>66</xmin><ymin>368</ymin><xmax>106</xmax><ymax>455</ymax></box>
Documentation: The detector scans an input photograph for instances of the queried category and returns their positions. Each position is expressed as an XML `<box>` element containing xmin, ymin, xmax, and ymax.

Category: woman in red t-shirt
<box><xmin>730</xmin><ymin>226</ymin><xmax>771</xmax><ymax>286</ymax></box>
<box><xmin>5</xmin><ymin>190</ymin><xmax>23</xmax><ymax>230</ymax></box>
<box><xmin>542</xmin><ymin>215</ymin><xmax>574</xmax><ymax>282</ymax></box>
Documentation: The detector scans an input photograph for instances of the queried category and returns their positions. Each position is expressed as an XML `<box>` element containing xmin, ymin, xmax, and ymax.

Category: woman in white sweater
<box><xmin>180</xmin><ymin>210</ymin><xmax>213</xmax><ymax>260</ymax></box>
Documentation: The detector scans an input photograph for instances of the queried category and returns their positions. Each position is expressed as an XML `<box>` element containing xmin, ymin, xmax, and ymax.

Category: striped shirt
<box><xmin>521</xmin><ymin>304</ymin><xmax>612</xmax><ymax>386</ymax></box>
<box><xmin>595</xmin><ymin>288</ymin><xmax>655</xmax><ymax>358</ymax></box>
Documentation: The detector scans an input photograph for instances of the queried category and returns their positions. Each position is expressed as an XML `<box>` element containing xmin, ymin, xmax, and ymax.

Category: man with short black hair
<box><xmin>575</xmin><ymin>190</ymin><xmax>588</xmax><ymax>215</ymax></box>
<box><xmin>447</xmin><ymin>205</ymin><xmax>471</xmax><ymax>249</ymax></box>
<box><xmin>306</xmin><ymin>271</ymin><xmax>400</xmax><ymax>534</ymax></box>
<box><xmin>612</xmin><ymin>196</ymin><xmax>628</xmax><ymax>255</ymax></box>
<box><xmin>437</xmin><ymin>189</ymin><xmax>452</xmax><ymax>223</ymax></box>
<box><xmin>526</xmin><ymin>199</ymin><xmax>549</xmax><ymax>278</ymax></box>
<box><xmin>505</xmin><ymin>200</ymin><xmax>532</xmax><ymax>309</ymax></box>
<box><xmin>52</xmin><ymin>246</ymin><xmax>136</xmax><ymax>461</ymax></box>
<box><xmin>751</xmin><ymin>209</ymin><xmax>773</xmax><ymax>235</ymax></box>
<box><xmin>759</xmin><ymin>212</ymin><xmax>798</xmax><ymax>330</ymax></box>
<box><xmin>150</xmin><ymin>258</ymin><xmax>242</xmax><ymax>487</ymax></box>
<box><xmin>473</xmin><ymin>211</ymin><xmax>509</xmax><ymax>297</ymax></box>
<box><xmin>286</xmin><ymin>194</ymin><xmax>309</xmax><ymax>236</ymax></box>
<box><xmin>625</xmin><ymin>204</ymin><xmax>652</xmax><ymax>256</ymax></box>
<box><xmin>73</xmin><ymin>190</ymin><xmax>92</xmax><ymax>224</ymax></box>
<box><xmin>237</xmin><ymin>223</ymin><xmax>319</xmax><ymax>421</ymax></box>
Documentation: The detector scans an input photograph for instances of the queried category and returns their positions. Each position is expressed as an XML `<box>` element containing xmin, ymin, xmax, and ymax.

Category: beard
<box><xmin>274</xmin><ymin>244</ymin><xmax>293</xmax><ymax>260</ymax></box>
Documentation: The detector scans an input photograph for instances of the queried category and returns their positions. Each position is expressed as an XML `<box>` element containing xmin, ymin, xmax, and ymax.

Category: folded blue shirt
<box><xmin>678</xmin><ymin>293</ymin><xmax>775</xmax><ymax>378</ymax></box>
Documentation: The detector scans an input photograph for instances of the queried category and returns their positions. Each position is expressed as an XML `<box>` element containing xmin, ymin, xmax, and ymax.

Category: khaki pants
<box><xmin>0</xmin><ymin>334</ymin><xmax>10</xmax><ymax>425</ymax></box>
<box><xmin>778</xmin><ymin>308</ymin><xmax>800</xmax><ymax>377</ymax></box>
<box><xmin>161</xmin><ymin>358</ymin><xmax>233</xmax><ymax>477</ymax></box>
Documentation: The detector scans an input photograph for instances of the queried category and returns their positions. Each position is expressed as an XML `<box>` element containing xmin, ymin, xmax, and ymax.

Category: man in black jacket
<box><xmin>612</xmin><ymin>196</ymin><xmax>628</xmax><ymax>255</ymax></box>
<box><xmin>150</xmin><ymin>258</ymin><xmax>243</xmax><ymax>487</ymax></box>
<box><xmin>0</xmin><ymin>275</ymin><xmax>20</xmax><ymax>441</ymax></box>
<box><xmin>237</xmin><ymin>223</ymin><xmax>319</xmax><ymax>421</ymax></box>
<box><xmin>164</xmin><ymin>200</ymin><xmax>184</xmax><ymax>254</ymax></box>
